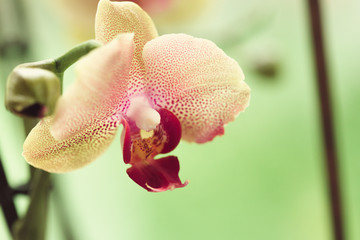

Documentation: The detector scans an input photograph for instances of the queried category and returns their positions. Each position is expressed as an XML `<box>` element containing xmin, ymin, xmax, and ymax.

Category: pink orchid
<box><xmin>23</xmin><ymin>0</ymin><xmax>250</xmax><ymax>192</ymax></box>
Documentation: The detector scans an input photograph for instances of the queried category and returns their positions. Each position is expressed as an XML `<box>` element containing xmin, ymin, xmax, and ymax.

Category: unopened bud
<box><xmin>6</xmin><ymin>67</ymin><xmax>61</xmax><ymax>118</ymax></box>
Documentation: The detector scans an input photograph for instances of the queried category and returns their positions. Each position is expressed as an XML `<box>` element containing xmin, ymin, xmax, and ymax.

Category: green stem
<box><xmin>19</xmin><ymin>40</ymin><xmax>102</xmax><ymax>80</ymax></box>
<box><xmin>11</xmin><ymin>117</ymin><xmax>51</xmax><ymax>240</ymax></box>
<box><xmin>12</xmin><ymin>170</ymin><xmax>50</xmax><ymax>240</ymax></box>
<box><xmin>55</xmin><ymin>40</ymin><xmax>102</xmax><ymax>73</ymax></box>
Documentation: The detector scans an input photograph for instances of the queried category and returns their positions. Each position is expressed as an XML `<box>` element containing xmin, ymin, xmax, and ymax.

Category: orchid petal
<box><xmin>95</xmin><ymin>0</ymin><xmax>158</xmax><ymax>96</ymax></box>
<box><xmin>51</xmin><ymin>33</ymin><xmax>134</xmax><ymax>141</ymax></box>
<box><xmin>143</xmin><ymin>34</ymin><xmax>250</xmax><ymax>143</ymax></box>
<box><xmin>95</xmin><ymin>0</ymin><xmax>158</xmax><ymax>45</ymax></box>
<box><xmin>23</xmin><ymin>115</ymin><xmax>121</xmax><ymax>173</ymax></box>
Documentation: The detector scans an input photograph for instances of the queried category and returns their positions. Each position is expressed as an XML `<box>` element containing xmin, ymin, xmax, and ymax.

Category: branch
<box><xmin>306</xmin><ymin>0</ymin><xmax>345</xmax><ymax>239</ymax></box>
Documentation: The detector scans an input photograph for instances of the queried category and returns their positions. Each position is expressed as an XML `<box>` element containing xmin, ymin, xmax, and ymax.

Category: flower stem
<box><xmin>12</xmin><ymin>169</ymin><xmax>50</xmax><ymax>240</ymax></box>
<box><xmin>17</xmin><ymin>40</ymin><xmax>102</xmax><ymax>91</ymax></box>
<box><xmin>0</xmin><ymin>0</ymin><xmax>29</xmax><ymax>237</ymax></box>
<box><xmin>0</xmin><ymin>155</ymin><xmax>19</xmax><ymax>234</ymax></box>
<box><xmin>55</xmin><ymin>40</ymin><xmax>102</xmax><ymax>73</ymax></box>
<box><xmin>306</xmin><ymin>1</ymin><xmax>345</xmax><ymax>240</ymax></box>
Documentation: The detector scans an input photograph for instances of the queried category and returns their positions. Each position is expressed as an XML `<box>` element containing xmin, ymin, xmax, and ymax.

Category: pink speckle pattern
<box><xmin>143</xmin><ymin>34</ymin><xmax>250</xmax><ymax>143</ymax></box>
<box><xmin>95</xmin><ymin>0</ymin><xmax>158</xmax><ymax>97</ymax></box>
<box><xmin>23</xmin><ymin>115</ymin><xmax>120</xmax><ymax>173</ymax></box>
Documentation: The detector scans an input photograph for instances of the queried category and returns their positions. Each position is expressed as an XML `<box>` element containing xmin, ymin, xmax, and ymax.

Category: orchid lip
<box><xmin>126</xmin><ymin>155</ymin><xmax>188</xmax><ymax>192</ymax></box>
<box><xmin>121</xmin><ymin>108</ymin><xmax>185</xmax><ymax>192</ymax></box>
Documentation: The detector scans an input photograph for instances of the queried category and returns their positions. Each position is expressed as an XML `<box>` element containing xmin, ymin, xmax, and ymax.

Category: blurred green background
<box><xmin>1</xmin><ymin>0</ymin><xmax>359</xmax><ymax>239</ymax></box>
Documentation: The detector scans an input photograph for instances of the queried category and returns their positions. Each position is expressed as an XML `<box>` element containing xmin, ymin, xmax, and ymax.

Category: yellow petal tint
<box><xmin>23</xmin><ymin>34</ymin><xmax>135</xmax><ymax>172</ymax></box>
<box><xmin>95</xmin><ymin>0</ymin><xmax>158</xmax><ymax>96</ymax></box>
<box><xmin>23</xmin><ymin>116</ymin><xmax>119</xmax><ymax>172</ymax></box>
<box><xmin>143</xmin><ymin>34</ymin><xmax>250</xmax><ymax>143</ymax></box>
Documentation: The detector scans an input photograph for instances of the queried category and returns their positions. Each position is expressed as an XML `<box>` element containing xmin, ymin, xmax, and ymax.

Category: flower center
<box><xmin>140</xmin><ymin>129</ymin><xmax>154</xmax><ymax>139</ymax></box>
<box><xmin>126</xmin><ymin>95</ymin><xmax>160</xmax><ymax>131</ymax></box>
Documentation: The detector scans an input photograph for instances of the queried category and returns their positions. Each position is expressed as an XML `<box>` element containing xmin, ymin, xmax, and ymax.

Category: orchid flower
<box><xmin>23</xmin><ymin>0</ymin><xmax>250</xmax><ymax>192</ymax></box>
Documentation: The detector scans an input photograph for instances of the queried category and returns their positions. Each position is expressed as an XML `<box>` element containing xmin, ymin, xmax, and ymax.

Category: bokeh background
<box><xmin>1</xmin><ymin>0</ymin><xmax>359</xmax><ymax>239</ymax></box>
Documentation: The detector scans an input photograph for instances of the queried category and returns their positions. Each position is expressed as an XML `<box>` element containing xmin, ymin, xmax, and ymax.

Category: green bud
<box><xmin>6</xmin><ymin>66</ymin><xmax>61</xmax><ymax>118</ymax></box>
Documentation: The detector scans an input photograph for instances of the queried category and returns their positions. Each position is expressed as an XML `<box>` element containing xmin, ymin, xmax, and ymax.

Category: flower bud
<box><xmin>6</xmin><ymin>67</ymin><xmax>61</xmax><ymax>118</ymax></box>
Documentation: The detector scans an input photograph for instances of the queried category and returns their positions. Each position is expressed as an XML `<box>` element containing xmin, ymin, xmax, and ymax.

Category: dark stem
<box><xmin>12</xmin><ymin>169</ymin><xmax>50</xmax><ymax>240</ymax></box>
<box><xmin>0</xmin><ymin>155</ymin><xmax>19</xmax><ymax>235</ymax></box>
<box><xmin>0</xmin><ymin>0</ymin><xmax>52</xmax><ymax>238</ymax></box>
<box><xmin>0</xmin><ymin>0</ymin><xmax>29</xmax><ymax>235</ymax></box>
<box><xmin>306</xmin><ymin>1</ymin><xmax>345</xmax><ymax>240</ymax></box>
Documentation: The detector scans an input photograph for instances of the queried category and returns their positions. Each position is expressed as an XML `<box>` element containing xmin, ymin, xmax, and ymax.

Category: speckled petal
<box><xmin>143</xmin><ymin>34</ymin><xmax>250</xmax><ymax>143</ymax></box>
<box><xmin>51</xmin><ymin>33</ymin><xmax>134</xmax><ymax>141</ymax></box>
<box><xmin>95</xmin><ymin>0</ymin><xmax>158</xmax><ymax>96</ymax></box>
<box><xmin>23</xmin><ymin>115</ymin><xmax>121</xmax><ymax>172</ymax></box>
